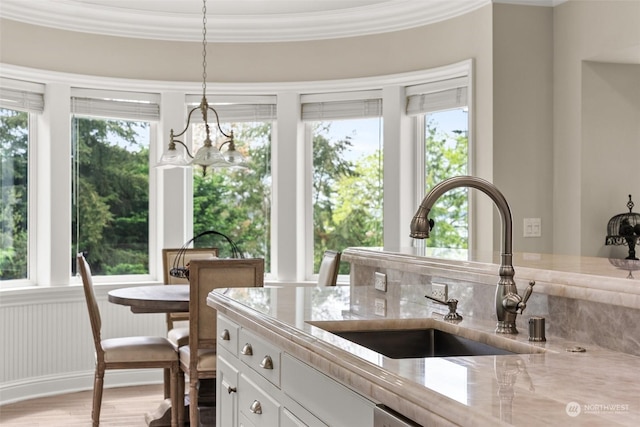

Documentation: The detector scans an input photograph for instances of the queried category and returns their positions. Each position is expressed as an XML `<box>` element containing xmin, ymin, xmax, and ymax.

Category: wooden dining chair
<box><xmin>317</xmin><ymin>250</ymin><xmax>342</xmax><ymax>286</ymax></box>
<box><xmin>161</xmin><ymin>247</ymin><xmax>218</xmax><ymax>404</ymax></box>
<box><xmin>76</xmin><ymin>253</ymin><xmax>180</xmax><ymax>427</ymax></box>
<box><xmin>177</xmin><ymin>258</ymin><xmax>265</xmax><ymax>427</ymax></box>
<box><xmin>162</xmin><ymin>247</ymin><xmax>219</xmax><ymax>347</ymax></box>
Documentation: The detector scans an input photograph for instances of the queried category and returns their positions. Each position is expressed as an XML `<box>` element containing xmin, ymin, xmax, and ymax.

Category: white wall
<box><xmin>492</xmin><ymin>3</ymin><xmax>554</xmax><ymax>254</ymax></box>
<box><xmin>553</xmin><ymin>0</ymin><xmax>640</xmax><ymax>256</ymax></box>
<box><xmin>582</xmin><ymin>62</ymin><xmax>640</xmax><ymax>258</ymax></box>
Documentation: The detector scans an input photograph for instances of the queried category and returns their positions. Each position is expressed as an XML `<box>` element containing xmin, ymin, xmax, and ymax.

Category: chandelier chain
<box><xmin>202</xmin><ymin>0</ymin><xmax>207</xmax><ymax>97</ymax></box>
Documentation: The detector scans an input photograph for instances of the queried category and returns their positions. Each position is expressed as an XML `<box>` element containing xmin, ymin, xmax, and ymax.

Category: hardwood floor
<box><xmin>0</xmin><ymin>384</ymin><xmax>165</xmax><ymax>426</ymax></box>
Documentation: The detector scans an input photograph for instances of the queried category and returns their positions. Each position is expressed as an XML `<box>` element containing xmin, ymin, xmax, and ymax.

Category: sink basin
<box><xmin>332</xmin><ymin>328</ymin><xmax>516</xmax><ymax>358</ymax></box>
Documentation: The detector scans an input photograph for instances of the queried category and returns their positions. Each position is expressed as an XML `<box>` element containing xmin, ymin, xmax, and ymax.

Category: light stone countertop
<box><xmin>208</xmin><ymin>283</ymin><xmax>640</xmax><ymax>427</ymax></box>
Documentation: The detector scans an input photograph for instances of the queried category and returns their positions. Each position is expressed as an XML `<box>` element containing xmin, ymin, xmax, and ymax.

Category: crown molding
<box><xmin>0</xmin><ymin>0</ymin><xmax>490</xmax><ymax>42</ymax></box>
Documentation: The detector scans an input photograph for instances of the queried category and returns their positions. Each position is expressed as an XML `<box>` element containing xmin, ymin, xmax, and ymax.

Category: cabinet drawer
<box><xmin>282</xmin><ymin>407</ymin><xmax>328</xmax><ymax>427</ymax></box>
<box><xmin>239</xmin><ymin>411</ymin><xmax>256</xmax><ymax>427</ymax></box>
<box><xmin>282</xmin><ymin>353</ymin><xmax>374</xmax><ymax>427</ymax></box>
<box><xmin>239</xmin><ymin>373</ymin><xmax>280</xmax><ymax>427</ymax></box>
<box><xmin>239</xmin><ymin>328</ymin><xmax>281</xmax><ymax>386</ymax></box>
<box><xmin>218</xmin><ymin>314</ymin><xmax>240</xmax><ymax>356</ymax></box>
<box><xmin>282</xmin><ymin>408</ymin><xmax>308</xmax><ymax>427</ymax></box>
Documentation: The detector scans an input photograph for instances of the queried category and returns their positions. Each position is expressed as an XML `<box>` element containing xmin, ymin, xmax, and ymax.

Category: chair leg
<box><xmin>164</xmin><ymin>368</ymin><xmax>171</xmax><ymax>399</ymax></box>
<box><xmin>170</xmin><ymin>364</ymin><xmax>179</xmax><ymax>427</ymax></box>
<box><xmin>92</xmin><ymin>366</ymin><xmax>105</xmax><ymax>427</ymax></box>
<box><xmin>176</xmin><ymin>369</ymin><xmax>186</xmax><ymax>426</ymax></box>
<box><xmin>189</xmin><ymin>377</ymin><xmax>199</xmax><ymax>427</ymax></box>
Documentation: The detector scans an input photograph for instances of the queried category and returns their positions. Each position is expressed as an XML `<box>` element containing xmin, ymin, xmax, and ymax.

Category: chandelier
<box><xmin>157</xmin><ymin>0</ymin><xmax>247</xmax><ymax>176</ymax></box>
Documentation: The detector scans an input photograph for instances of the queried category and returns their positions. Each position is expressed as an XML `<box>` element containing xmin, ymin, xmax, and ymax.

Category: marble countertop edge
<box><xmin>210</xmin><ymin>291</ymin><xmax>520</xmax><ymax>427</ymax></box>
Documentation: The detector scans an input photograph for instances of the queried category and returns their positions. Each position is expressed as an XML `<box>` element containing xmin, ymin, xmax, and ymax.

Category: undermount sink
<box><xmin>332</xmin><ymin>328</ymin><xmax>518</xmax><ymax>359</ymax></box>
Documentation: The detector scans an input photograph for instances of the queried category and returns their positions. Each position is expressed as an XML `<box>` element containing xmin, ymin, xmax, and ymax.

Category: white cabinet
<box><xmin>238</xmin><ymin>372</ymin><xmax>281</xmax><ymax>427</ymax></box>
<box><xmin>281</xmin><ymin>353</ymin><xmax>374</xmax><ymax>427</ymax></box>
<box><xmin>216</xmin><ymin>314</ymin><xmax>373</xmax><ymax>427</ymax></box>
<box><xmin>281</xmin><ymin>408</ymin><xmax>312</xmax><ymax>427</ymax></box>
<box><xmin>238</xmin><ymin>327</ymin><xmax>281</xmax><ymax>387</ymax></box>
<box><xmin>217</xmin><ymin>354</ymin><xmax>239</xmax><ymax>427</ymax></box>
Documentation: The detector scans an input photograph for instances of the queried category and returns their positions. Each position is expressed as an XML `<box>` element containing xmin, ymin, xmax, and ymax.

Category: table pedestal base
<box><xmin>145</xmin><ymin>379</ymin><xmax>216</xmax><ymax>426</ymax></box>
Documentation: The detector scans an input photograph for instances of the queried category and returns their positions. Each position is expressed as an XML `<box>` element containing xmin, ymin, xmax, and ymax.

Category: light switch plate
<box><xmin>524</xmin><ymin>218</ymin><xmax>542</xmax><ymax>237</ymax></box>
<box><xmin>374</xmin><ymin>272</ymin><xmax>387</xmax><ymax>292</ymax></box>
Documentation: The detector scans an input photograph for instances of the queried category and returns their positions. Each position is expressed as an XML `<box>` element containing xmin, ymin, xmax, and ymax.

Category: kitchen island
<box><xmin>207</xmin><ymin>248</ymin><xmax>640</xmax><ymax>426</ymax></box>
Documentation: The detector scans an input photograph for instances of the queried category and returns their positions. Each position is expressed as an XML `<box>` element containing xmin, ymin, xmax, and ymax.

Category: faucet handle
<box><xmin>517</xmin><ymin>281</ymin><xmax>535</xmax><ymax>313</ymax></box>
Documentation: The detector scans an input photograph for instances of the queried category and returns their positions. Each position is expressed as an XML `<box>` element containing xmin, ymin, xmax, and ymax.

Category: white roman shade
<box><xmin>185</xmin><ymin>94</ymin><xmax>277</xmax><ymax>123</ymax></box>
<box><xmin>301</xmin><ymin>90</ymin><xmax>382</xmax><ymax>121</ymax></box>
<box><xmin>0</xmin><ymin>78</ymin><xmax>45</xmax><ymax>113</ymax></box>
<box><xmin>406</xmin><ymin>76</ymin><xmax>468</xmax><ymax>115</ymax></box>
<box><xmin>70</xmin><ymin>89</ymin><xmax>160</xmax><ymax>121</ymax></box>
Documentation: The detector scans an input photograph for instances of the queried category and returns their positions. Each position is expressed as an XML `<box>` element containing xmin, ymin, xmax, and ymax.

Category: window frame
<box><xmin>301</xmin><ymin>90</ymin><xmax>384</xmax><ymax>280</ymax></box>
<box><xmin>408</xmin><ymin>71</ymin><xmax>474</xmax><ymax>253</ymax></box>
<box><xmin>0</xmin><ymin>60</ymin><xmax>473</xmax><ymax>288</ymax></box>
<box><xmin>186</xmin><ymin>94</ymin><xmax>276</xmax><ymax>277</ymax></box>
<box><xmin>0</xmin><ymin>79</ymin><xmax>44</xmax><ymax>287</ymax></box>
<box><xmin>69</xmin><ymin>87</ymin><xmax>160</xmax><ymax>281</ymax></box>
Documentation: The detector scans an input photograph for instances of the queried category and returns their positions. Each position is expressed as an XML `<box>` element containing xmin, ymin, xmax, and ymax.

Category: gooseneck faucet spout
<box><xmin>411</xmin><ymin>176</ymin><xmax>534</xmax><ymax>334</ymax></box>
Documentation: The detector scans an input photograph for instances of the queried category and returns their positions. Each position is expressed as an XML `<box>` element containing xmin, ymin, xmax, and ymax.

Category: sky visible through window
<box><xmin>324</xmin><ymin>109</ymin><xmax>467</xmax><ymax>159</ymax></box>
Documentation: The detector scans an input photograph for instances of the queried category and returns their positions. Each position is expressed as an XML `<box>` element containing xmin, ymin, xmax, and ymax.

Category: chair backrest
<box><xmin>162</xmin><ymin>248</ymin><xmax>218</xmax><ymax>328</ymax></box>
<box><xmin>162</xmin><ymin>248</ymin><xmax>219</xmax><ymax>285</ymax></box>
<box><xmin>77</xmin><ymin>253</ymin><xmax>103</xmax><ymax>355</ymax></box>
<box><xmin>317</xmin><ymin>250</ymin><xmax>341</xmax><ymax>287</ymax></box>
<box><xmin>188</xmin><ymin>258</ymin><xmax>264</xmax><ymax>351</ymax></box>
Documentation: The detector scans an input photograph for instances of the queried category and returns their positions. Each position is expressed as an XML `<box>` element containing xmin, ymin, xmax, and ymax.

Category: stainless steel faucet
<box><xmin>410</xmin><ymin>176</ymin><xmax>534</xmax><ymax>334</ymax></box>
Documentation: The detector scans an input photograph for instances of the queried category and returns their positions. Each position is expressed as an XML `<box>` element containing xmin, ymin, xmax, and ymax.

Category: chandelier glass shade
<box><xmin>157</xmin><ymin>0</ymin><xmax>247</xmax><ymax>176</ymax></box>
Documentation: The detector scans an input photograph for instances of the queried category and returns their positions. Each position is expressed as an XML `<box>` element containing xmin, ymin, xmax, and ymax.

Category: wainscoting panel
<box><xmin>0</xmin><ymin>285</ymin><xmax>167</xmax><ymax>405</ymax></box>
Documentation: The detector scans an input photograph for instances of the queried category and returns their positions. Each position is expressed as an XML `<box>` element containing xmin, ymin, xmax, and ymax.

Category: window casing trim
<box><xmin>0</xmin><ymin>59</ymin><xmax>474</xmax><ymax>287</ymax></box>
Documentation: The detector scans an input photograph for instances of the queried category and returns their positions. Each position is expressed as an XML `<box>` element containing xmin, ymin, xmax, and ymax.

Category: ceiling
<box><xmin>0</xmin><ymin>0</ymin><xmax>558</xmax><ymax>43</ymax></box>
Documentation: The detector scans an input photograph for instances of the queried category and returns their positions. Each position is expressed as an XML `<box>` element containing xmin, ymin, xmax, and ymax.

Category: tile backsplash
<box><xmin>350</xmin><ymin>262</ymin><xmax>640</xmax><ymax>357</ymax></box>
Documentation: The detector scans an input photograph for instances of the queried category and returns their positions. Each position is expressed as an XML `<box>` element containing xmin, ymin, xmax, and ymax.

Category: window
<box><xmin>1</xmin><ymin>108</ymin><xmax>30</xmax><ymax>280</ymax></box>
<box><xmin>0</xmin><ymin>81</ymin><xmax>43</xmax><ymax>281</ymax></box>
<box><xmin>302</xmin><ymin>95</ymin><xmax>384</xmax><ymax>273</ymax></box>
<box><xmin>1</xmin><ymin>61</ymin><xmax>472</xmax><ymax>286</ymax></box>
<box><xmin>408</xmin><ymin>78</ymin><xmax>470</xmax><ymax>248</ymax></box>
<box><xmin>71</xmin><ymin>91</ymin><xmax>158</xmax><ymax>276</ymax></box>
<box><xmin>189</xmin><ymin>98</ymin><xmax>275</xmax><ymax>272</ymax></box>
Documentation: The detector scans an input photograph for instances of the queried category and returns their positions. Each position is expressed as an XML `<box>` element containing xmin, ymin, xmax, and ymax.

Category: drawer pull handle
<box><xmin>220</xmin><ymin>329</ymin><xmax>231</xmax><ymax>341</ymax></box>
<box><xmin>260</xmin><ymin>355</ymin><xmax>274</xmax><ymax>370</ymax></box>
<box><xmin>222</xmin><ymin>380</ymin><xmax>236</xmax><ymax>394</ymax></box>
<box><xmin>249</xmin><ymin>400</ymin><xmax>262</xmax><ymax>414</ymax></box>
<box><xmin>241</xmin><ymin>343</ymin><xmax>253</xmax><ymax>356</ymax></box>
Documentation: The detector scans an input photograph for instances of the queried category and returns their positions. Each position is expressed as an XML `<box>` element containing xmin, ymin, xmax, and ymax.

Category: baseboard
<box><xmin>0</xmin><ymin>369</ymin><xmax>163</xmax><ymax>406</ymax></box>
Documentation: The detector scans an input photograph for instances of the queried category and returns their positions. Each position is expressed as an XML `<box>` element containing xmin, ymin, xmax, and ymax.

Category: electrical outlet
<box><xmin>431</xmin><ymin>282</ymin><xmax>448</xmax><ymax>301</ymax></box>
<box><xmin>374</xmin><ymin>298</ymin><xmax>387</xmax><ymax>316</ymax></box>
<box><xmin>374</xmin><ymin>272</ymin><xmax>387</xmax><ymax>292</ymax></box>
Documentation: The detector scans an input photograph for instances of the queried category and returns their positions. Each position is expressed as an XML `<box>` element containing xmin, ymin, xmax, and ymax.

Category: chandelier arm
<box><xmin>172</xmin><ymin>105</ymin><xmax>202</xmax><ymax>139</ymax></box>
<box><xmin>207</xmin><ymin>105</ymin><xmax>232</xmax><ymax>139</ymax></box>
<box><xmin>171</xmin><ymin>139</ymin><xmax>195</xmax><ymax>159</ymax></box>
